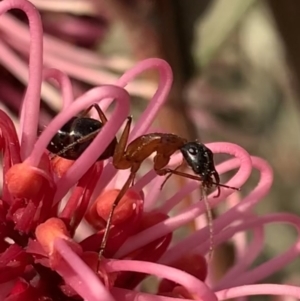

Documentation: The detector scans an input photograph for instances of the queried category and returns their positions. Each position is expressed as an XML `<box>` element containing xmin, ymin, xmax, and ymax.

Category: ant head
<box><xmin>180</xmin><ymin>141</ymin><xmax>240</xmax><ymax>196</ymax></box>
<box><xmin>180</xmin><ymin>141</ymin><xmax>220</xmax><ymax>188</ymax></box>
<box><xmin>180</xmin><ymin>142</ymin><xmax>216</xmax><ymax>181</ymax></box>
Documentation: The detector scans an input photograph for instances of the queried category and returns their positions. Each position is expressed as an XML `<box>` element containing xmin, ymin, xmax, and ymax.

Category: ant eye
<box><xmin>188</xmin><ymin>147</ymin><xmax>198</xmax><ymax>155</ymax></box>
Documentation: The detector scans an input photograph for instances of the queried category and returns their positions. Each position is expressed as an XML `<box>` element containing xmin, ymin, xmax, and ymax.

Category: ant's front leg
<box><xmin>156</xmin><ymin>167</ymin><xmax>203</xmax><ymax>183</ymax></box>
<box><xmin>212</xmin><ymin>171</ymin><xmax>221</xmax><ymax>198</ymax></box>
<box><xmin>158</xmin><ymin>162</ymin><xmax>184</xmax><ymax>190</ymax></box>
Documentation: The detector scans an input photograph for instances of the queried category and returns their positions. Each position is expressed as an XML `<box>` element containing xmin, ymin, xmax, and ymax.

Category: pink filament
<box><xmin>43</xmin><ymin>68</ymin><xmax>74</xmax><ymax>109</ymax></box>
<box><xmin>216</xmin><ymin>284</ymin><xmax>300</xmax><ymax>300</ymax></box>
<box><xmin>54</xmin><ymin>238</ymin><xmax>114</xmax><ymax>301</ymax></box>
<box><xmin>105</xmin><ymin>259</ymin><xmax>217</xmax><ymax>301</ymax></box>
<box><xmin>0</xmin><ymin>0</ymin><xmax>43</xmax><ymax>159</ymax></box>
<box><xmin>213</xmin><ymin>213</ymin><xmax>300</xmax><ymax>289</ymax></box>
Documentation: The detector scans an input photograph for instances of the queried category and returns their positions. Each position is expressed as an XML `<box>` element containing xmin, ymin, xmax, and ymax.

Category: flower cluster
<box><xmin>1</xmin><ymin>1</ymin><xmax>300</xmax><ymax>301</ymax></box>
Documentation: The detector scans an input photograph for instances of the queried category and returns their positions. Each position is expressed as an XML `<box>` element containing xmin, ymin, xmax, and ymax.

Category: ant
<box><xmin>47</xmin><ymin>104</ymin><xmax>240</xmax><ymax>259</ymax></box>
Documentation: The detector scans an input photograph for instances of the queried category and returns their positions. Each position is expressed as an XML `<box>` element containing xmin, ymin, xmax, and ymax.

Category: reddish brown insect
<box><xmin>48</xmin><ymin>104</ymin><xmax>239</xmax><ymax>258</ymax></box>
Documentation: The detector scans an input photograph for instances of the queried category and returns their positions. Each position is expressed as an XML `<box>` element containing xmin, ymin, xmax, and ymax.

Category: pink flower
<box><xmin>1</xmin><ymin>1</ymin><xmax>300</xmax><ymax>300</ymax></box>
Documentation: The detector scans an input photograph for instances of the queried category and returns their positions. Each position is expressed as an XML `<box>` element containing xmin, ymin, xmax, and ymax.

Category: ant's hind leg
<box><xmin>113</xmin><ymin>116</ymin><xmax>133</xmax><ymax>166</ymax></box>
<box><xmin>98</xmin><ymin>171</ymin><xmax>136</xmax><ymax>258</ymax></box>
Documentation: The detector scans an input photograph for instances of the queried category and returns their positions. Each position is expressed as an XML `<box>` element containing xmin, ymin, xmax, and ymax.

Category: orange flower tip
<box><xmin>95</xmin><ymin>189</ymin><xmax>142</xmax><ymax>225</ymax></box>
<box><xmin>5</xmin><ymin>163</ymin><xmax>49</xmax><ymax>198</ymax></box>
<box><xmin>35</xmin><ymin>218</ymin><xmax>70</xmax><ymax>255</ymax></box>
<box><xmin>50</xmin><ymin>156</ymin><xmax>74</xmax><ymax>178</ymax></box>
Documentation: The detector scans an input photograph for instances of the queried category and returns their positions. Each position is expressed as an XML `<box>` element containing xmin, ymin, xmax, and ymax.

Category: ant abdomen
<box><xmin>47</xmin><ymin>117</ymin><xmax>117</xmax><ymax>161</ymax></box>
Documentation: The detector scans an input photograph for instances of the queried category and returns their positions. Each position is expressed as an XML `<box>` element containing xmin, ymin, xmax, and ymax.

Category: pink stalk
<box><xmin>217</xmin><ymin>215</ymin><xmax>264</xmax><ymax>287</ymax></box>
<box><xmin>43</xmin><ymin>68</ymin><xmax>74</xmax><ymax>109</ymax></box>
<box><xmin>216</xmin><ymin>284</ymin><xmax>300</xmax><ymax>300</ymax></box>
<box><xmin>0</xmin><ymin>0</ymin><xmax>43</xmax><ymax>159</ymax></box>
<box><xmin>0</xmin><ymin>15</ymin><xmax>155</xmax><ymax>99</ymax></box>
<box><xmin>105</xmin><ymin>259</ymin><xmax>217</xmax><ymax>301</ymax></box>
<box><xmin>54</xmin><ymin>238</ymin><xmax>114</xmax><ymax>301</ymax></box>
<box><xmin>0</xmin><ymin>14</ymin><xmax>134</xmax><ymax>72</ymax></box>
<box><xmin>213</xmin><ymin>213</ymin><xmax>300</xmax><ymax>289</ymax></box>
<box><xmin>111</xmin><ymin>288</ymin><xmax>196</xmax><ymax>301</ymax></box>
<box><xmin>226</xmin><ymin>193</ymin><xmax>248</xmax><ymax>259</ymax></box>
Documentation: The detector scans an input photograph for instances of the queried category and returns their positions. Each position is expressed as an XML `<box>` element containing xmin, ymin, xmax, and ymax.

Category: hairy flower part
<box><xmin>1</xmin><ymin>1</ymin><xmax>300</xmax><ymax>301</ymax></box>
<box><xmin>6</xmin><ymin>162</ymin><xmax>49</xmax><ymax>199</ymax></box>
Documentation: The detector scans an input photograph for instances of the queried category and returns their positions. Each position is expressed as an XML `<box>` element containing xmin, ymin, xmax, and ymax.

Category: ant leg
<box><xmin>212</xmin><ymin>172</ymin><xmax>221</xmax><ymax>198</ymax></box>
<box><xmin>200</xmin><ymin>188</ymin><xmax>214</xmax><ymax>260</ymax></box>
<box><xmin>156</xmin><ymin>168</ymin><xmax>203</xmax><ymax>182</ymax></box>
<box><xmin>158</xmin><ymin>167</ymin><xmax>215</xmax><ymax>258</ymax></box>
<box><xmin>157</xmin><ymin>168</ymin><xmax>240</xmax><ymax>193</ymax></box>
<box><xmin>98</xmin><ymin>171</ymin><xmax>136</xmax><ymax>258</ymax></box>
<box><xmin>159</xmin><ymin>161</ymin><xmax>184</xmax><ymax>190</ymax></box>
<box><xmin>79</xmin><ymin>104</ymin><xmax>108</xmax><ymax>124</ymax></box>
<box><xmin>112</xmin><ymin>116</ymin><xmax>133</xmax><ymax>167</ymax></box>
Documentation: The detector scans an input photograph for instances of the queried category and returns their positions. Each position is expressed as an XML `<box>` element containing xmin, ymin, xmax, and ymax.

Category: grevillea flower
<box><xmin>1</xmin><ymin>1</ymin><xmax>300</xmax><ymax>301</ymax></box>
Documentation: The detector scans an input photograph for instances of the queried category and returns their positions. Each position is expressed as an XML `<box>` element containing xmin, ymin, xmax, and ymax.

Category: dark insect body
<box><xmin>47</xmin><ymin>116</ymin><xmax>117</xmax><ymax>161</ymax></box>
<box><xmin>47</xmin><ymin>104</ymin><xmax>239</xmax><ymax>258</ymax></box>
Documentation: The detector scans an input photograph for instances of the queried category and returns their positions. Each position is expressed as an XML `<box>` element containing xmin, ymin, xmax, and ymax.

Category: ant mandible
<box><xmin>47</xmin><ymin>104</ymin><xmax>240</xmax><ymax>258</ymax></box>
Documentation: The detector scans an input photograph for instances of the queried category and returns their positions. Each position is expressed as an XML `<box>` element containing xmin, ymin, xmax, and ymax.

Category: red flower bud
<box><xmin>5</xmin><ymin>163</ymin><xmax>48</xmax><ymax>199</ymax></box>
<box><xmin>86</xmin><ymin>189</ymin><xmax>142</xmax><ymax>228</ymax></box>
<box><xmin>35</xmin><ymin>217</ymin><xmax>71</xmax><ymax>255</ymax></box>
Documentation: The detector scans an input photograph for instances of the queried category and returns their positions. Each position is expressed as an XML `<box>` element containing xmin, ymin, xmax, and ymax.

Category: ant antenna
<box><xmin>211</xmin><ymin>182</ymin><xmax>240</xmax><ymax>192</ymax></box>
<box><xmin>201</xmin><ymin>188</ymin><xmax>214</xmax><ymax>259</ymax></box>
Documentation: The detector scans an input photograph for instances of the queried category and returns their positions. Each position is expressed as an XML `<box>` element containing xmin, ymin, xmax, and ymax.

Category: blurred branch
<box><xmin>267</xmin><ymin>0</ymin><xmax>300</xmax><ymax>96</ymax></box>
<box><xmin>100</xmin><ymin>0</ymin><xmax>211</xmax><ymax>139</ymax></box>
<box><xmin>196</xmin><ymin>0</ymin><xmax>257</xmax><ymax>68</ymax></box>
<box><xmin>153</xmin><ymin>0</ymin><xmax>211</xmax><ymax>139</ymax></box>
